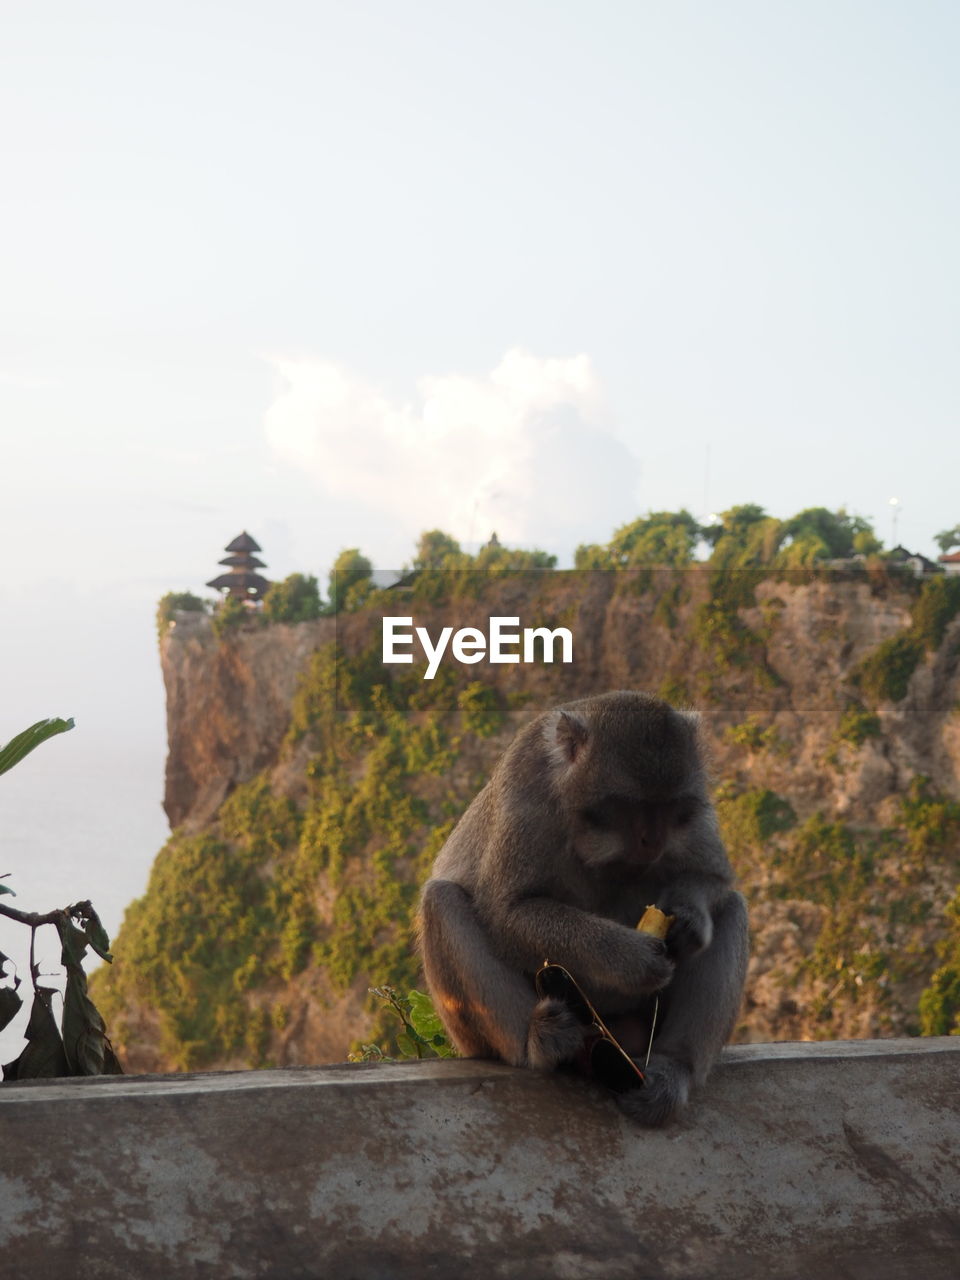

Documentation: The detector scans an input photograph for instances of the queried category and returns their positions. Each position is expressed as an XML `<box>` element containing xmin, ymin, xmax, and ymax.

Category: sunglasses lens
<box><xmin>535</xmin><ymin>964</ymin><xmax>568</xmax><ymax>1001</ymax></box>
<box><xmin>535</xmin><ymin>965</ymin><xmax>595</xmax><ymax>1026</ymax></box>
<box><xmin>590</xmin><ymin>1038</ymin><xmax>644</xmax><ymax>1093</ymax></box>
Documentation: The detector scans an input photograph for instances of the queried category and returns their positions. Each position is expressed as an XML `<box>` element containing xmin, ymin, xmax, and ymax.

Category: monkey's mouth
<box><xmin>535</xmin><ymin>962</ymin><xmax>645</xmax><ymax>1093</ymax></box>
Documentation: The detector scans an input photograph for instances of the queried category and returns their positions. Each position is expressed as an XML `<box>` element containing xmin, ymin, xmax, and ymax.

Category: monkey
<box><xmin>417</xmin><ymin>690</ymin><xmax>749</xmax><ymax>1126</ymax></box>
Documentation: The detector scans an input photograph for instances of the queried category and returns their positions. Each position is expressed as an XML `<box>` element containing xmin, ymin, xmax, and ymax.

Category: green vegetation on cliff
<box><xmin>855</xmin><ymin>576</ymin><xmax>960</xmax><ymax>704</ymax></box>
<box><xmin>93</xmin><ymin>514</ymin><xmax>960</xmax><ymax>1070</ymax></box>
<box><xmin>94</xmin><ymin>633</ymin><xmax>513</xmax><ymax>1067</ymax></box>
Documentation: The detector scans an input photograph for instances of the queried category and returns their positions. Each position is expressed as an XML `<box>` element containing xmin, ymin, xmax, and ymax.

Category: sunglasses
<box><xmin>535</xmin><ymin>961</ymin><xmax>650</xmax><ymax>1093</ymax></box>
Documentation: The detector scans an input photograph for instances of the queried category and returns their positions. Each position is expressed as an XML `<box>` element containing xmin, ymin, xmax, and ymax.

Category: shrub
<box><xmin>896</xmin><ymin>776</ymin><xmax>960</xmax><ymax>861</ymax></box>
<box><xmin>211</xmin><ymin>595</ymin><xmax>250</xmax><ymax>638</ymax></box>
<box><xmin>725</xmin><ymin>716</ymin><xmax>785</xmax><ymax>753</ymax></box>
<box><xmin>835</xmin><ymin>704</ymin><xmax>882</xmax><ymax>746</ymax></box>
<box><xmin>717</xmin><ymin>787</ymin><xmax>797</xmax><ymax>861</ymax></box>
<box><xmin>854</xmin><ymin>577</ymin><xmax>960</xmax><ymax>704</ymax></box>
<box><xmin>919</xmin><ymin>964</ymin><xmax>960</xmax><ymax>1035</ymax></box>
<box><xmin>919</xmin><ymin>890</ymin><xmax>960</xmax><ymax>1035</ymax></box>
<box><xmin>156</xmin><ymin>591</ymin><xmax>207</xmax><ymax>639</ymax></box>
<box><xmin>1</xmin><ymin>717</ymin><xmax>121</xmax><ymax>1080</ymax></box>
<box><xmin>912</xmin><ymin>576</ymin><xmax>960</xmax><ymax>651</ymax></box>
<box><xmin>262</xmin><ymin>573</ymin><xmax>322</xmax><ymax>623</ymax></box>
<box><xmin>855</xmin><ymin>633</ymin><xmax>924</xmax><ymax>703</ymax></box>
<box><xmin>328</xmin><ymin>549</ymin><xmax>373</xmax><ymax>613</ymax></box>
<box><xmin>457</xmin><ymin>682</ymin><xmax>504</xmax><ymax>738</ymax></box>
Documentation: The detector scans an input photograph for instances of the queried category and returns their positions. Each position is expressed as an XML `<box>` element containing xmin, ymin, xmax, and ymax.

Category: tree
<box><xmin>412</xmin><ymin>530</ymin><xmax>466</xmax><ymax>571</ymax></box>
<box><xmin>779</xmin><ymin>507</ymin><xmax>880</xmax><ymax>564</ymax></box>
<box><xmin>262</xmin><ymin>573</ymin><xmax>322</xmax><ymax>623</ymax></box>
<box><xmin>473</xmin><ymin>541</ymin><xmax>556</xmax><ymax>570</ymax></box>
<box><xmin>935</xmin><ymin>526</ymin><xmax>960</xmax><ymax>554</ymax></box>
<box><xmin>707</xmin><ymin>505</ymin><xmax>783</xmax><ymax>567</ymax></box>
<box><xmin>852</xmin><ymin>528</ymin><xmax>883</xmax><ymax>556</ymax></box>
<box><xmin>574</xmin><ymin>543</ymin><xmax>614</xmax><ymax>570</ymax></box>
<box><xmin>608</xmin><ymin>510</ymin><xmax>701</xmax><ymax>568</ymax></box>
<box><xmin>328</xmin><ymin>549</ymin><xmax>373</xmax><ymax>613</ymax></box>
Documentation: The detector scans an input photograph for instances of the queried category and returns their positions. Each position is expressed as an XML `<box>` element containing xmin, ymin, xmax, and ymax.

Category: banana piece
<box><xmin>637</xmin><ymin>904</ymin><xmax>675</xmax><ymax>940</ymax></box>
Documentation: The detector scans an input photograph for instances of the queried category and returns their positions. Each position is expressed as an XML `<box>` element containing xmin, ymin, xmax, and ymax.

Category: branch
<box><xmin>0</xmin><ymin>902</ymin><xmax>66</xmax><ymax>928</ymax></box>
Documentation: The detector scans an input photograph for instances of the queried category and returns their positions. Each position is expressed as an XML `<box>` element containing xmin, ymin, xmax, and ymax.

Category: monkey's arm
<box><xmin>655</xmin><ymin>870</ymin><xmax>736</xmax><ymax>960</ymax></box>
<box><xmin>495</xmin><ymin>895</ymin><xmax>674</xmax><ymax>998</ymax></box>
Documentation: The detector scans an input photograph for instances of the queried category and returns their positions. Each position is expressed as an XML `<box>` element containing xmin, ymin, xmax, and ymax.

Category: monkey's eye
<box><xmin>581</xmin><ymin>807</ymin><xmax>610</xmax><ymax>830</ymax></box>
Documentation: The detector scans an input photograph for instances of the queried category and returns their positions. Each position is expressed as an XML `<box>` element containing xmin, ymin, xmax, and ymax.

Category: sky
<box><xmin>1</xmin><ymin>2</ymin><xmax>959</xmax><ymax>1043</ymax></box>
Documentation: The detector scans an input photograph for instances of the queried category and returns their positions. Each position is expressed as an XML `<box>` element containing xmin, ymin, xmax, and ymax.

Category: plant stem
<box><xmin>0</xmin><ymin>902</ymin><xmax>64</xmax><ymax>928</ymax></box>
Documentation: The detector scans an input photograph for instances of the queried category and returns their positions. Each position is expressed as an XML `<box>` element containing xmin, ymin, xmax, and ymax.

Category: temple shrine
<box><xmin>206</xmin><ymin>532</ymin><xmax>271</xmax><ymax>602</ymax></box>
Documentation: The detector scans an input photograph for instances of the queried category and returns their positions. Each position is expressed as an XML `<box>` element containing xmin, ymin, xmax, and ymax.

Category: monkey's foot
<box><xmin>614</xmin><ymin>1055</ymin><xmax>691</xmax><ymax>1127</ymax></box>
<box><xmin>526</xmin><ymin>997</ymin><xmax>586</xmax><ymax>1069</ymax></box>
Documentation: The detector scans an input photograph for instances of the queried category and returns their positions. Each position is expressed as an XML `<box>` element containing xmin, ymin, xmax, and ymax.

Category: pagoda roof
<box><xmin>206</xmin><ymin>571</ymin><xmax>272</xmax><ymax>594</ymax></box>
<box><xmin>218</xmin><ymin>553</ymin><xmax>267</xmax><ymax>569</ymax></box>
<box><xmin>225</xmin><ymin>532</ymin><xmax>262</xmax><ymax>554</ymax></box>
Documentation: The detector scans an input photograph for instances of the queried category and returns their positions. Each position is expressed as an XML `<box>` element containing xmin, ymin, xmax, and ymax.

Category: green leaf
<box><xmin>58</xmin><ymin>917</ymin><xmax>89</xmax><ymax>969</ymax></box>
<box><xmin>61</xmin><ymin>965</ymin><xmax>108</xmax><ymax>1075</ymax></box>
<box><xmin>101</xmin><ymin>1040</ymin><xmax>123</xmax><ymax>1075</ymax></box>
<box><xmin>4</xmin><ymin>987</ymin><xmax>69</xmax><ymax>1080</ymax></box>
<box><xmin>70</xmin><ymin>900</ymin><xmax>113</xmax><ymax>964</ymax></box>
<box><xmin>0</xmin><ymin>717</ymin><xmax>75</xmax><ymax>778</ymax></box>
<box><xmin>0</xmin><ymin>875</ymin><xmax>14</xmax><ymax>897</ymax></box>
<box><xmin>395</xmin><ymin>1031</ymin><xmax>422</xmax><ymax>1059</ymax></box>
<box><xmin>406</xmin><ymin>990</ymin><xmax>456</xmax><ymax>1057</ymax></box>
<box><xmin>406</xmin><ymin>989</ymin><xmax>444</xmax><ymax>1039</ymax></box>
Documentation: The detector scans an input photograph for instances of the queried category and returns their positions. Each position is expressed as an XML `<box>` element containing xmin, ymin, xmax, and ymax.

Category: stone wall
<box><xmin>2</xmin><ymin>1039</ymin><xmax>959</xmax><ymax>1279</ymax></box>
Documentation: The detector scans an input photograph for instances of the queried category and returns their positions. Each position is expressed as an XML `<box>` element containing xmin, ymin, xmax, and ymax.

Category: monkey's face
<box><xmin>544</xmin><ymin>691</ymin><xmax>707</xmax><ymax>872</ymax></box>
<box><xmin>572</xmin><ymin>793</ymin><xmax>702</xmax><ymax>870</ymax></box>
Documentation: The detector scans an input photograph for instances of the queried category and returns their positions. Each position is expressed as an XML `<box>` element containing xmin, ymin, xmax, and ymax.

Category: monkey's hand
<box><xmin>526</xmin><ymin>997</ymin><xmax>587</xmax><ymax>1069</ymax></box>
<box><xmin>660</xmin><ymin>901</ymin><xmax>713</xmax><ymax>961</ymax></box>
<box><xmin>613</xmin><ymin>932</ymin><xmax>675</xmax><ymax>998</ymax></box>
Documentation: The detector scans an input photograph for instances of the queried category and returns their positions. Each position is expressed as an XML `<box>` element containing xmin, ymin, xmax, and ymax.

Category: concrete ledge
<box><xmin>2</xmin><ymin>1040</ymin><xmax>959</xmax><ymax>1279</ymax></box>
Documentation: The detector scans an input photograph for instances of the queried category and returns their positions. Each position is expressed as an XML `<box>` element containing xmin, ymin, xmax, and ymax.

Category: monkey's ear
<box><xmin>553</xmin><ymin>709</ymin><xmax>589</xmax><ymax>764</ymax></box>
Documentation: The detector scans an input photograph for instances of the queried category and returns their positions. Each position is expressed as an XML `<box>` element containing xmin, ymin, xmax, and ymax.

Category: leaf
<box><xmin>4</xmin><ymin>987</ymin><xmax>69</xmax><ymax>1080</ymax></box>
<box><xmin>45</xmin><ymin>910</ymin><xmax>123</xmax><ymax>1076</ymax></box>
<box><xmin>101</xmin><ymin>1039</ymin><xmax>123</xmax><ymax>1075</ymax></box>
<box><xmin>69</xmin><ymin>900</ymin><xmax>113</xmax><ymax>963</ymax></box>
<box><xmin>395</xmin><ymin>1031</ymin><xmax>422</xmax><ymax>1060</ymax></box>
<box><xmin>0</xmin><ymin>875</ymin><xmax>15</xmax><ymax>897</ymax></box>
<box><xmin>60</xmin><ymin>968</ymin><xmax>123</xmax><ymax>1075</ymax></box>
<box><xmin>61</xmin><ymin>966</ymin><xmax>108</xmax><ymax>1075</ymax></box>
<box><xmin>0</xmin><ymin>717</ymin><xmax>75</xmax><ymax>778</ymax></box>
<box><xmin>57</xmin><ymin>915</ymin><xmax>89</xmax><ymax>969</ymax></box>
<box><xmin>0</xmin><ymin>985</ymin><xmax>22</xmax><ymax>1035</ymax></box>
<box><xmin>406</xmin><ymin>989</ymin><xmax>445</xmax><ymax>1039</ymax></box>
<box><xmin>406</xmin><ymin>989</ymin><xmax>456</xmax><ymax>1058</ymax></box>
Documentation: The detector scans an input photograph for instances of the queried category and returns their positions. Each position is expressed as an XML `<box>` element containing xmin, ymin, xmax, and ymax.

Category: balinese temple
<box><xmin>206</xmin><ymin>532</ymin><xmax>271</xmax><ymax>602</ymax></box>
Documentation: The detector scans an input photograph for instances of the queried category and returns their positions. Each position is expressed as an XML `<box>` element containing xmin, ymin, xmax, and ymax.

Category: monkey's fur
<box><xmin>418</xmin><ymin>690</ymin><xmax>748</xmax><ymax>1126</ymax></box>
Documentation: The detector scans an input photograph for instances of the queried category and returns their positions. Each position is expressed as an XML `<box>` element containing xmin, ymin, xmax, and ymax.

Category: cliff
<box><xmin>161</xmin><ymin>611</ymin><xmax>334</xmax><ymax>830</ymax></box>
<box><xmin>91</xmin><ymin>567</ymin><xmax>960</xmax><ymax>1073</ymax></box>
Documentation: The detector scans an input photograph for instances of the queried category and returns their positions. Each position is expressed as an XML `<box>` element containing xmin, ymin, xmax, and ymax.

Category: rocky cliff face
<box><xmin>96</xmin><ymin>569</ymin><xmax>960</xmax><ymax>1072</ymax></box>
<box><xmin>161</xmin><ymin>612</ymin><xmax>334</xmax><ymax>830</ymax></box>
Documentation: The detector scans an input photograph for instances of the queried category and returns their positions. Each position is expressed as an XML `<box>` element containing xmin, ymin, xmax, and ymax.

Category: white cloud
<box><xmin>262</xmin><ymin>348</ymin><xmax>641</xmax><ymax>558</ymax></box>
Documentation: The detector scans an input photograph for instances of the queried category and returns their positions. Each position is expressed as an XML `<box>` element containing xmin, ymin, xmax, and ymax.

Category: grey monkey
<box><xmin>418</xmin><ymin>690</ymin><xmax>749</xmax><ymax>1126</ymax></box>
